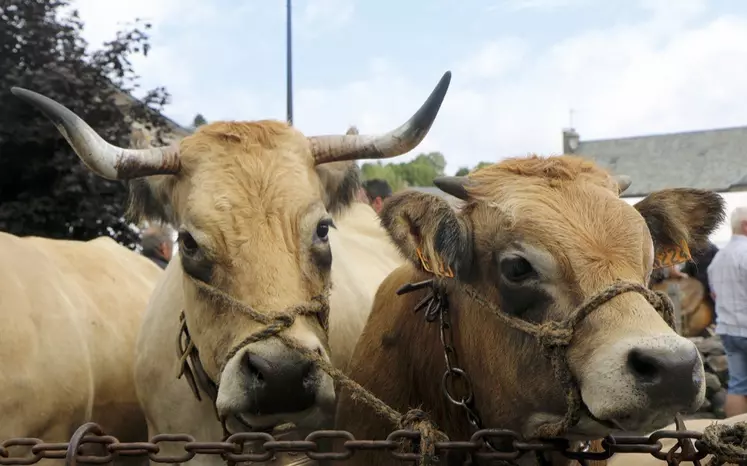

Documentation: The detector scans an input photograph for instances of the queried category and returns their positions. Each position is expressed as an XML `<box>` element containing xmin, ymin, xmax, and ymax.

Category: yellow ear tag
<box><xmin>416</xmin><ymin>247</ymin><xmax>454</xmax><ymax>278</ymax></box>
<box><xmin>653</xmin><ymin>239</ymin><xmax>692</xmax><ymax>269</ymax></box>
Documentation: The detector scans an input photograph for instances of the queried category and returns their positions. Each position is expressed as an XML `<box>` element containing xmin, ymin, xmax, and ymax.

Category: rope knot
<box><xmin>273</xmin><ymin>312</ymin><xmax>296</xmax><ymax>329</ymax></box>
<box><xmin>701</xmin><ymin>422</ymin><xmax>747</xmax><ymax>465</ymax></box>
<box><xmin>537</xmin><ymin>321</ymin><xmax>573</xmax><ymax>350</ymax></box>
<box><xmin>398</xmin><ymin>409</ymin><xmax>448</xmax><ymax>466</ymax></box>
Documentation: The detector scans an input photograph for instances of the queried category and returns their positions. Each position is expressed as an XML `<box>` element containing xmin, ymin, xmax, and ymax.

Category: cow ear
<box><xmin>634</xmin><ymin>188</ymin><xmax>725</xmax><ymax>269</ymax></box>
<box><xmin>315</xmin><ymin>161</ymin><xmax>361</xmax><ymax>216</ymax></box>
<box><xmin>379</xmin><ymin>191</ymin><xmax>472</xmax><ymax>278</ymax></box>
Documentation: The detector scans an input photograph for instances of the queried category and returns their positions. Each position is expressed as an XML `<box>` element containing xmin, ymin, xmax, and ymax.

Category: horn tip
<box><xmin>10</xmin><ymin>87</ymin><xmax>46</xmax><ymax>104</ymax></box>
<box><xmin>10</xmin><ymin>87</ymin><xmax>30</xmax><ymax>97</ymax></box>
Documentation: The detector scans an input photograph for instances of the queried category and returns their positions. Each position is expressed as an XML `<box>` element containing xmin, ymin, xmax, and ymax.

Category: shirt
<box><xmin>708</xmin><ymin>235</ymin><xmax>747</xmax><ymax>337</ymax></box>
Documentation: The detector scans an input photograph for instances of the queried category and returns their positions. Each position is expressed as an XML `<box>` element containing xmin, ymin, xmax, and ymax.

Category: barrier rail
<box><xmin>2</xmin><ymin>421</ymin><xmax>745</xmax><ymax>465</ymax></box>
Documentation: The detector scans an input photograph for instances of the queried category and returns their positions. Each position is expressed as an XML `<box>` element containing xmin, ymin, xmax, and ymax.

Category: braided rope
<box><xmin>175</xmin><ymin>275</ymin><xmax>696</xmax><ymax>464</ymax></box>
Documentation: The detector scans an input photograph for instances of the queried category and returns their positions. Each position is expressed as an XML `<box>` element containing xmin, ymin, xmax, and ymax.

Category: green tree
<box><xmin>192</xmin><ymin>113</ymin><xmax>207</xmax><ymax>128</ymax></box>
<box><xmin>0</xmin><ymin>0</ymin><xmax>172</xmax><ymax>249</ymax></box>
<box><xmin>454</xmin><ymin>161</ymin><xmax>493</xmax><ymax>177</ymax></box>
<box><xmin>360</xmin><ymin>151</ymin><xmax>448</xmax><ymax>190</ymax></box>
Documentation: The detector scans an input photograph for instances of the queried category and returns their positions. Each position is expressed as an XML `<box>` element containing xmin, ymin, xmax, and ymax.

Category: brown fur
<box><xmin>634</xmin><ymin>188</ymin><xmax>725</xmax><ymax>257</ymax></box>
<box><xmin>336</xmin><ymin>154</ymin><xmax>725</xmax><ymax>466</ymax></box>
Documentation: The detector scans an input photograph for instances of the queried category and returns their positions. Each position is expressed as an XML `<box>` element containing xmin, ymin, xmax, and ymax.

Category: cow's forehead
<box><xmin>486</xmin><ymin>182</ymin><xmax>646</xmax><ymax>243</ymax></box>
<box><xmin>173</xmin><ymin>121</ymin><xmax>326</xmax><ymax>232</ymax></box>
<box><xmin>465</xmin><ymin>170</ymin><xmax>650</xmax><ymax>268</ymax></box>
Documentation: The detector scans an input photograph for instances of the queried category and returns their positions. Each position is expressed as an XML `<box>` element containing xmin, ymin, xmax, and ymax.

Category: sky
<box><xmin>67</xmin><ymin>0</ymin><xmax>747</xmax><ymax>174</ymax></box>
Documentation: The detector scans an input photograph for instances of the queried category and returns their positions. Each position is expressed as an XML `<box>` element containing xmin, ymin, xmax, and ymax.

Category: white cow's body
<box><xmin>0</xmin><ymin>232</ymin><xmax>162</xmax><ymax>466</ymax></box>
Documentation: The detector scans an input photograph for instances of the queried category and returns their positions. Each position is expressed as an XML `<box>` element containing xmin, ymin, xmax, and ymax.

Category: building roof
<box><xmin>563</xmin><ymin>125</ymin><xmax>747</xmax><ymax>197</ymax></box>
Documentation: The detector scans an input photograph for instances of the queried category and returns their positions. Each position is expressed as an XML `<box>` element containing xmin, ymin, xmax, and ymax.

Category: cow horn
<box><xmin>615</xmin><ymin>174</ymin><xmax>632</xmax><ymax>194</ymax></box>
<box><xmin>308</xmin><ymin>71</ymin><xmax>452</xmax><ymax>165</ymax></box>
<box><xmin>433</xmin><ymin>175</ymin><xmax>474</xmax><ymax>200</ymax></box>
<box><xmin>10</xmin><ymin>87</ymin><xmax>181</xmax><ymax>180</ymax></box>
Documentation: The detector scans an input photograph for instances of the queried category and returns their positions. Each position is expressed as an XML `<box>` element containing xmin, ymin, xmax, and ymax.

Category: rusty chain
<box><xmin>0</xmin><ymin>421</ymin><xmax>743</xmax><ymax>465</ymax></box>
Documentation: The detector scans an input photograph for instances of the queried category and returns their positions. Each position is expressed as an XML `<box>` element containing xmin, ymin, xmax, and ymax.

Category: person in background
<box><xmin>708</xmin><ymin>207</ymin><xmax>747</xmax><ymax>417</ymax></box>
<box><xmin>140</xmin><ymin>225</ymin><xmax>174</xmax><ymax>270</ymax></box>
<box><xmin>362</xmin><ymin>178</ymin><xmax>392</xmax><ymax>215</ymax></box>
<box><xmin>669</xmin><ymin>240</ymin><xmax>719</xmax><ymax>314</ymax></box>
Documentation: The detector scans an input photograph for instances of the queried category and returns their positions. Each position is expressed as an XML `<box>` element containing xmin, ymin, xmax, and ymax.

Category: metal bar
<box><xmin>286</xmin><ymin>0</ymin><xmax>294</xmax><ymax>126</ymax></box>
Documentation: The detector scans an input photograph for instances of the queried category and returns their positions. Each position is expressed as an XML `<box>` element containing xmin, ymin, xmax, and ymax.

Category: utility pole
<box><xmin>286</xmin><ymin>0</ymin><xmax>294</xmax><ymax>125</ymax></box>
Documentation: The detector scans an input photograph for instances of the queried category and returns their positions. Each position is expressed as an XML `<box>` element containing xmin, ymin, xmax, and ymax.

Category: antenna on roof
<box><xmin>569</xmin><ymin>108</ymin><xmax>575</xmax><ymax>129</ymax></box>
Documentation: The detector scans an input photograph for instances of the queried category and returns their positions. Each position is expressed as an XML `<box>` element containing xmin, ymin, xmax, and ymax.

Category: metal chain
<box><xmin>436</xmin><ymin>282</ymin><xmax>592</xmax><ymax>463</ymax></box>
<box><xmin>0</xmin><ymin>422</ymin><xmax>724</xmax><ymax>465</ymax></box>
<box><xmin>438</xmin><ymin>286</ymin><xmax>483</xmax><ymax>431</ymax></box>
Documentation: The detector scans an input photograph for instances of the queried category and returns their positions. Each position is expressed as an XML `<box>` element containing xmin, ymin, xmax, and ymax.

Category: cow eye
<box><xmin>314</xmin><ymin>219</ymin><xmax>334</xmax><ymax>243</ymax></box>
<box><xmin>500</xmin><ymin>256</ymin><xmax>536</xmax><ymax>282</ymax></box>
<box><xmin>178</xmin><ymin>230</ymin><xmax>199</xmax><ymax>256</ymax></box>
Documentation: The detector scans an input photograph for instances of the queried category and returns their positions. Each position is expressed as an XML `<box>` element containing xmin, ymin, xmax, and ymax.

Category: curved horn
<box><xmin>615</xmin><ymin>174</ymin><xmax>632</xmax><ymax>194</ymax></box>
<box><xmin>10</xmin><ymin>87</ymin><xmax>180</xmax><ymax>180</ymax></box>
<box><xmin>433</xmin><ymin>175</ymin><xmax>474</xmax><ymax>201</ymax></box>
<box><xmin>308</xmin><ymin>71</ymin><xmax>452</xmax><ymax>165</ymax></box>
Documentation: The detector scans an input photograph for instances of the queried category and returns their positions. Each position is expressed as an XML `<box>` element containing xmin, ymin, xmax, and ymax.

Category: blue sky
<box><xmin>71</xmin><ymin>0</ymin><xmax>747</xmax><ymax>173</ymax></box>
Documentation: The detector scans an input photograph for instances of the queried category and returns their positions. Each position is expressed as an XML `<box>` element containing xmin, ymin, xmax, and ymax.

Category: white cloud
<box><xmin>69</xmin><ymin>0</ymin><xmax>747</xmax><ymax>175</ymax></box>
<box><xmin>283</xmin><ymin>3</ymin><xmax>747</xmax><ymax>173</ymax></box>
<box><xmin>487</xmin><ymin>0</ymin><xmax>592</xmax><ymax>12</ymax></box>
<box><xmin>64</xmin><ymin>0</ymin><xmax>212</xmax><ymax>50</ymax></box>
<box><xmin>455</xmin><ymin>39</ymin><xmax>527</xmax><ymax>81</ymax></box>
<box><xmin>300</xmin><ymin>0</ymin><xmax>355</xmax><ymax>32</ymax></box>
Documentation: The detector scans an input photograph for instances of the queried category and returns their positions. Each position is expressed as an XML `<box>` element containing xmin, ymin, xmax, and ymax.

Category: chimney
<box><xmin>562</xmin><ymin>128</ymin><xmax>580</xmax><ymax>154</ymax></box>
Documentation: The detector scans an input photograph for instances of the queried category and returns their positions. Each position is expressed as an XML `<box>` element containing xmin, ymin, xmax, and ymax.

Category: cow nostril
<box><xmin>245</xmin><ymin>354</ymin><xmax>267</xmax><ymax>382</ymax></box>
<box><xmin>627</xmin><ymin>348</ymin><xmax>661</xmax><ymax>383</ymax></box>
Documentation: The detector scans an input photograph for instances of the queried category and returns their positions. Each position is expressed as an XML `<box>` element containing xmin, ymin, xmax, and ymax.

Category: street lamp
<box><xmin>286</xmin><ymin>0</ymin><xmax>293</xmax><ymax>125</ymax></box>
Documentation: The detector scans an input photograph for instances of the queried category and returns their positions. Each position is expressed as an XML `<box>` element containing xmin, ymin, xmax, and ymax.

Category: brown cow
<box><xmin>11</xmin><ymin>72</ymin><xmax>450</xmax><ymax>465</ymax></box>
<box><xmin>335</xmin><ymin>155</ymin><xmax>725</xmax><ymax>465</ymax></box>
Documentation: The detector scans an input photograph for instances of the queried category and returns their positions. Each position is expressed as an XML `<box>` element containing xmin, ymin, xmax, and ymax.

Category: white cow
<box><xmin>0</xmin><ymin>233</ymin><xmax>162</xmax><ymax>466</ymax></box>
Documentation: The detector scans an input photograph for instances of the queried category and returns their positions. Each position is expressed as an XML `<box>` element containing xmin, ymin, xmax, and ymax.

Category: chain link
<box><xmin>0</xmin><ymin>422</ymin><xmax>734</xmax><ymax>465</ymax></box>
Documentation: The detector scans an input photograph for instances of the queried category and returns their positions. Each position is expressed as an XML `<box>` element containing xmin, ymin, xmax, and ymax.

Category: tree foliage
<box><xmin>192</xmin><ymin>113</ymin><xmax>207</xmax><ymax>128</ymax></box>
<box><xmin>0</xmin><ymin>0</ymin><xmax>172</xmax><ymax>249</ymax></box>
<box><xmin>455</xmin><ymin>161</ymin><xmax>492</xmax><ymax>176</ymax></box>
<box><xmin>361</xmin><ymin>154</ymin><xmax>497</xmax><ymax>191</ymax></box>
<box><xmin>360</xmin><ymin>152</ymin><xmax>448</xmax><ymax>191</ymax></box>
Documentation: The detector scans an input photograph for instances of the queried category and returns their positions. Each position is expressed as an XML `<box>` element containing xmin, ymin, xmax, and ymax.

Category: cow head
<box><xmin>11</xmin><ymin>71</ymin><xmax>451</xmax><ymax>430</ymax></box>
<box><xmin>379</xmin><ymin>155</ymin><xmax>724</xmax><ymax>437</ymax></box>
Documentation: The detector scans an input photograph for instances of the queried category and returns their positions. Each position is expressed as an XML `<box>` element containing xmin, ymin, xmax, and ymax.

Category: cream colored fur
<box><xmin>134</xmin><ymin>200</ymin><xmax>405</xmax><ymax>466</ymax></box>
<box><xmin>0</xmin><ymin>232</ymin><xmax>162</xmax><ymax>466</ymax></box>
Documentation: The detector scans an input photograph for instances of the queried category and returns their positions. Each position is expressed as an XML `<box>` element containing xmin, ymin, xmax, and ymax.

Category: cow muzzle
<box><xmin>215</xmin><ymin>338</ymin><xmax>336</xmax><ymax>430</ymax></box>
<box><xmin>578</xmin><ymin>333</ymin><xmax>705</xmax><ymax>434</ymax></box>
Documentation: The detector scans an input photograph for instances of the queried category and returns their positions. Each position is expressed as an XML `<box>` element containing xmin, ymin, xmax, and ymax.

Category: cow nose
<box><xmin>244</xmin><ymin>349</ymin><xmax>317</xmax><ymax>415</ymax></box>
<box><xmin>626</xmin><ymin>345</ymin><xmax>701</xmax><ymax>405</ymax></box>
